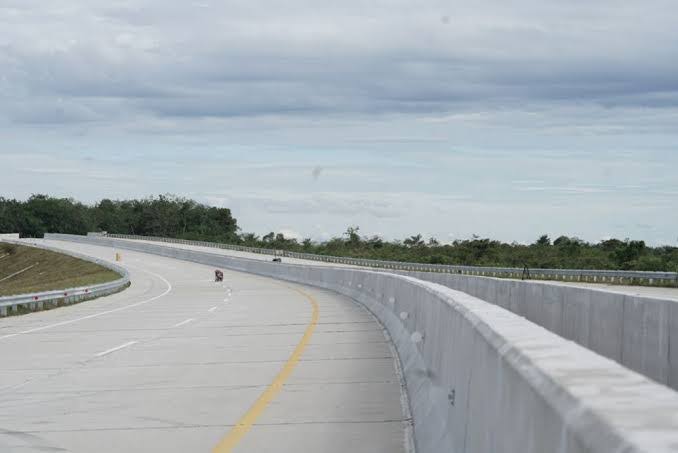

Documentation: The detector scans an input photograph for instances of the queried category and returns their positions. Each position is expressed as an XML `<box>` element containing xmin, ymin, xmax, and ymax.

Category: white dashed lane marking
<box><xmin>95</xmin><ymin>341</ymin><xmax>138</xmax><ymax>357</ymax></box>
<box><xmin>172</xmin><ymin>318</ymin><xmax>195</xmax><ymax>328</ymax></box>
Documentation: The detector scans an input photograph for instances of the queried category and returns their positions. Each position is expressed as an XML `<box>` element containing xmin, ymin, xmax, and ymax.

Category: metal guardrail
<box><xmin>0</xmin><ymin>239</ymin><xmax>130</xmax><ymax>316</ymax></box>
<box><xmin>106</xmin><ymin>234</ymin><xmax>678</xmax><ymax>285</ymax></box>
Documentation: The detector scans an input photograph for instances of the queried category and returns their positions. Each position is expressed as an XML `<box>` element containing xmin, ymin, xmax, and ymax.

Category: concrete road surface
<box><xmin>0</xmin><ymin>240</ymin><xmax>410</xmax><ymax>453</ymax></box>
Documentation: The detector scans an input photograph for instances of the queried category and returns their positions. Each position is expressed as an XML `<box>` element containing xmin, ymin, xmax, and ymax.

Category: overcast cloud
<box><xmin>1</xmin><ymin>1</ymin><xmax>677</xmax><ymax>244</ymax></box>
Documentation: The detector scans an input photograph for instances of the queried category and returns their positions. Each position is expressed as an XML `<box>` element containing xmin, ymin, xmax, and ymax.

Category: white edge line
<box><xmin>95</xmin><ymin>340</ymin><xmax>138</xmax><ymax>357</ymax></box>
<box><xmin>0</xmin><ymin>264</ymin><xmax>172</xmax><ymax>340</ymax></box>
<box><xmin>173</xmin><ymin>318</ymin><xmax>195</xmax><ymax>328</ymax></box>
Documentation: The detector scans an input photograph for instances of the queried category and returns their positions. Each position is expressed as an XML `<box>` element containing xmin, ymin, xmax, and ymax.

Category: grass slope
<box><xmin>0</xmin><ymin>243</ymin><xmax>120</xmax><ymax>296</ymax></box>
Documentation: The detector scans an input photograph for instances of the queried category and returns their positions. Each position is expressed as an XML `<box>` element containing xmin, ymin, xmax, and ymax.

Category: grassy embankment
<box><xmin>0</xmin><ymin>242</ymin><xmax>120</xmax><ymax>296</ymax></box>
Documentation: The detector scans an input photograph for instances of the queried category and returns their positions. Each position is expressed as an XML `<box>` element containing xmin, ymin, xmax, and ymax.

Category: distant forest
<box><xmin>1</xmin><ymin>194</ymin><xmax>677</xmax><ymax>272</ymax></box>
<box><xmin>0</xmin><ymin>194</ymin><xmax>238</xmax><ymax>242</ymax></box>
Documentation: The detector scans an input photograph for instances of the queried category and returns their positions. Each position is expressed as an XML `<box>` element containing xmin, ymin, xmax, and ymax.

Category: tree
<box><xmin>367</xmin><ymin>235</ymin><xmax>384</xmax><ymax>248</ymax></box>
<box><xmin>344</xmin><ymin>226</ymin><xmax>361</xmax><ymax>246</ymax></box>
<box><xmin>93</xmin><ymin>199</ymin><xmax>124</xmax><ymax>233</ymax></box>
<box><xmin>262</xmin><ymin>232</ymin><xmax>275</xmax><ymax>243</ymax></box>
<box><xmin>241</xmin><ymin>233</ymin><xmax>260</xmax><ymax>245</ymax></box>
<box><xmin>600</xmin><ymin>238</ymin><xmax>624</xmax><ymax>252</ymax></box>
<box><xmin>553</xmin><ymin>236</ymin><xmax>570</xmax><ymax>247</ymax></box>
<box><xmin>535</xmin><ymin>235</ymin><xmax>551</xmax><ymax>246</ymax></box>
<box><xmin>613</xmin><ymin>240</ymin><xmax>646</xmax><ymax>269</ymax></box>
<box><xmin>22</xmin><ymin>194</ymin><xmax>94</xmax><ymax>236</ymax></box>
<box><xmin>404</xmin><ymin>234</ymin><xmax>424</xmax><ymax>247</ymax></box>
<box><xmin>0</xmin><ymin>194</ymin><xmax>238</xmax><ymax>241</ymax></box>
<box><xmin>0</xmin><ymin>198</ymin><xmax>22</xmax><ymax>233</ymax></box>
<box><xmin>428</xmin><ymin>255</ymin><xmax>445</xmax><ymax>264</ymax></box>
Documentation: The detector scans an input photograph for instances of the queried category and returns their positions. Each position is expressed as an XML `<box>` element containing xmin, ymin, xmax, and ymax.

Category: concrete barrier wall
<box><xmin>403</xmin><ymin>271</ymin><xmax>677</xmax><ymax>389</ymax></box>
<box><xmin>45</xmin><ymin>234</ymin><xmax>678</xmax><ymax>453</ymax></box>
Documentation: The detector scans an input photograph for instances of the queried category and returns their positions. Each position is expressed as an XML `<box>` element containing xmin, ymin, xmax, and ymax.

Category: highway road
<box><xmin>0</xmin><ymin>240</ymin><xmax>410</xmax><ymax>453</ymax></box>
<box><xmin>114</xmin><ymin>237</ymin><xmax>678</xmax><ymax>301</ymax></box>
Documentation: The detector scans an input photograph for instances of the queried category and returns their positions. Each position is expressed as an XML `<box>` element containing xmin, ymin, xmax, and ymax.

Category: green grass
<box><xmin>0</xmin><ymin>243</ymin><xmax>121</xmax><ymax>296</ymax></box>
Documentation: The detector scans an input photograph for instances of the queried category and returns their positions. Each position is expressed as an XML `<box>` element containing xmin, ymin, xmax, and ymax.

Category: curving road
<box><xmin>0</xmin><ymin>240</ymin><xmax>410</xmax><ymax>453</ymax></box>
<box><xmin>113</xmin><ymin>237</ymin><xmax>678</xmax><ymax>301</ymax></box>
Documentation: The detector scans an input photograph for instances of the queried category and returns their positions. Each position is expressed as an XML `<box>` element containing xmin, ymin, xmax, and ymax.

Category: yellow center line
<box><xmin>212</xmin><ymin>285</ymin><xmax>319</xmax><ymax>453</ymax></box>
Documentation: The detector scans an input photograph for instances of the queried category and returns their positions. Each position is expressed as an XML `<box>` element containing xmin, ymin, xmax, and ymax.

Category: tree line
<box><xmin>1</xmin><ymin>195</ymin><xmax>676</xmax><ymax>272</ymax></box>
<box><xmin>242</xmin><ymin>228</ymin><xmax>678</xmax><ymax>272</ymax></box>
<box><xmin>0</xmin><ymin>194</ymin><xmax>238</xmax><ymax>241</ymax></box>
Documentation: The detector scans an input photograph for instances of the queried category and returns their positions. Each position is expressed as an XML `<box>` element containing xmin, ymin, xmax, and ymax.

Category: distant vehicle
<box><xmin>272</xmin><ymin>257</ymin><xmax>282</xmax><ymax>263</ymax></box>
<box><xmin>214</xmin><ymin>269</ymin><xmax>224</xmax><ymax>282</ymax></box>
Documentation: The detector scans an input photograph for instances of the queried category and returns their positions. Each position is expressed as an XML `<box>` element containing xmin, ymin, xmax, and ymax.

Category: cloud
<box><xmin>24</xmin><ymin>168</ymin><xmax>79</xmax><ymax>175</ymax></box>
<box><xmin>2</xmin><ymin>0</ymin><xmax>678</xmax><ymax>126</ymax></box>
<box><xmin>1</xmin><ymin>1</ymin><xmax>677</xmax><ymax>245</ymax></box>
<box><xmin>518</xmin><ymin>186</ymin><xmax>612</xmax><ymax>194</ymax></box>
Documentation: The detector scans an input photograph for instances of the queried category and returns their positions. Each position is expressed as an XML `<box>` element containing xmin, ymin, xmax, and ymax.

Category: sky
<box><xmin>1</xmin><ymin>1</ymin><xmax>677</xmax><ymax>245</ymax></box>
